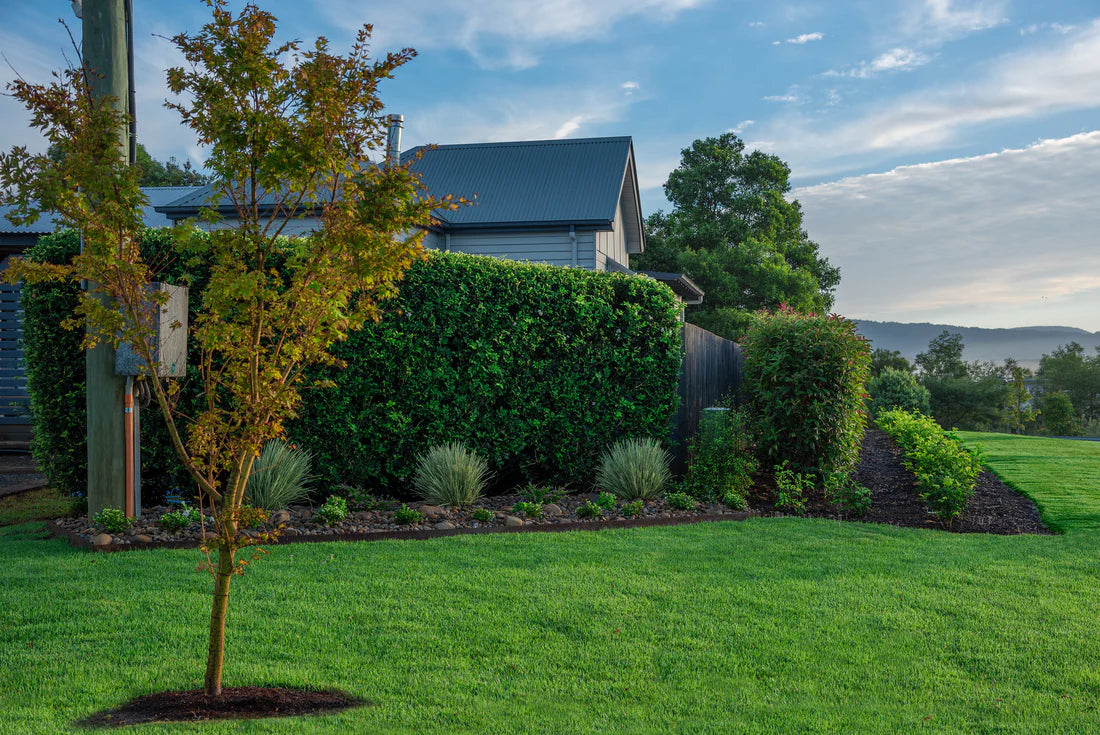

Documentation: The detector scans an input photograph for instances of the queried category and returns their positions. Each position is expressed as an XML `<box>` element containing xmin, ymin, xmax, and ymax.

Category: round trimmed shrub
<box><xmin>868</xmin><ymin>368</ymin><xmax>931</xmax><ymax>417</ymax></box>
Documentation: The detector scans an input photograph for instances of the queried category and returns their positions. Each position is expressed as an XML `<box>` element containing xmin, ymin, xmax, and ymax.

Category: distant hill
<box><xmin>853</xmin><ymin>320</ymin><xmax>1100</xmax><ymax>370</ymax></box>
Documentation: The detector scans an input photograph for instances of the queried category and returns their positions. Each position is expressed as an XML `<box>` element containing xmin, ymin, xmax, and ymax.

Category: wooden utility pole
<box><xmin>82</xmin><ymin>0</ymin><xmax>129</xmax><ymax>516</ymax></box>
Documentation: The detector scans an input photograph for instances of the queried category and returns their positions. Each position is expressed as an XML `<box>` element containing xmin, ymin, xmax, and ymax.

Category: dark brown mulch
<box><xmin>78</xmin><ymin>686</ymin><xmax>365</xmax><ymax>728</ymax></box>
<box><xmin>852</xmin><ymin>428</ymin><xmax>1051</xmax><ymax>535</ymax></box>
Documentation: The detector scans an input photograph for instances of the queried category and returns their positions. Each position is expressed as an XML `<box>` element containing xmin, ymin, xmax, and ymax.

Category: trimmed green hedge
<box><xmin>741</xmin><ymin>307</ymin><xmax>871</xmax><ymax>477</ymax></box>
<box><xmin>292</xmin><ymin>251</ymin><xmax>683</xmax><ymax>492</ymax></box>
<box><xmin>21</xmin><ymin>241</ymin><xmax>682</xmax><ymax>498</ymax></box>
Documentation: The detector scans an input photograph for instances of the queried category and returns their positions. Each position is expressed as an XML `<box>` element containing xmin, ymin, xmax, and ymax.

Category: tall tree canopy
<box><xmin>631</xmin><ymin>133</ymin><xmax>840</xmax><ymax>339</ymax></box>
<box><xmin>48</xmin><ymin>141</ymin><xmax>210</xmax><ymax>186</ymax></box>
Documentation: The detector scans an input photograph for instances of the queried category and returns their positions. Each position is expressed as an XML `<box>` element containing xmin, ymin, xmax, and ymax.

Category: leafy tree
<box><xmin>1037</xmin><ymin>342</ymin><xmax>1100</xmax><ymax>424</ymax></box>
<box><xmin>2</xmin><ymin>2</ymin><xmax>452</xmax><ymax>697</ymax></box>
<box><xmin>915</xmin><ymin>330</ymin><xmax>968</xmax><ymax>379</ymax></box>
<box><xmin>870</xmin><ymin>348</ymin><xmax>912</xmax><ymax>378</ymax></box>
<box><xmin>1003</xmin><ymin>358</ymin><xmax>1039</xmax><ymax>434</ymax></box>
<box><xmin>868</xmin><ymin>367</ymin><xmax>930</xmax><ymax>417</ymax></box>
<box><xmin>915</xmin><ymin>331</ymin><xmax>1006</xmax><ymax>430</ymax></box>
<box><xmin>48</xmin><ymin>141</ymin><xmax>210</xmax><ymax>186</ymax></box>
<box><xmin>632</xmin><ymin>133</ymin><xmax>840</xmax><ymax>340</ymax></box>
<box><xmin>1041</xmin><ymin>391</ymin><xmax>1082</xmax><ymax>436</ymax></box>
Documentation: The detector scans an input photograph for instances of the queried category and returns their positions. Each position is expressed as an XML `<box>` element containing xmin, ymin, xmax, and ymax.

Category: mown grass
<box><xmin>0</xmin><ymin>486</ymin><xmax>72</xmax><ymax>527</ymax></box>
<box><xmin>2</xmin><ymin>433</ymin><xmax>1099</xmax><ymax>733</ymax></box>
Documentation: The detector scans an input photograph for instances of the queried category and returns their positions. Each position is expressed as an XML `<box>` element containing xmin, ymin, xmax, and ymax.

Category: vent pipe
<box><xmin>386</xmin><ymin>114</ymin><xmax>404</xmax><ymax>167</ymax></box>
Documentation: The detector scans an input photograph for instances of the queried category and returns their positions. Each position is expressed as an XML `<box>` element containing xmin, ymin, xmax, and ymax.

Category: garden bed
<box><xmin>48</xmin><ymin>428</ymin><xmax>1051</xmax><ymax>552</ymax></box>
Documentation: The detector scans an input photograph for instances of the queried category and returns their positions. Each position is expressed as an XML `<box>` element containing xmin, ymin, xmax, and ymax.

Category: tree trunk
<box><xmin>204</xmin><ymin>542</ymin><xmax>235</xmax><ymax>696</ymax></box>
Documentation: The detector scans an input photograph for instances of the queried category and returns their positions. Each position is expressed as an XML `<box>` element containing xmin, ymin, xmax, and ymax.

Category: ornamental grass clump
<box><xmin>412</xmin><ymin>442</ymin><xmax>492</xmax><ymax>507</ymax></box>
<box><xmin>596</xmin><ymin>438</ymin><xmax>671</xmax><ymax>501</ymax></box>
<box><xmin>244</xmin><ymin>440</ymin><xmax>315</xmax><ymax>511</ymax></box>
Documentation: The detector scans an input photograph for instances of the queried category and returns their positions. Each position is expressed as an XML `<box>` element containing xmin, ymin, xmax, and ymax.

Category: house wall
<box><xmin>596</xmin><ymin>200</ymin><xmax>627</xmax><ymax>268</ymax></box>
<box><xmin>435</xmin><ymin>229</ymin><xmax>597</xmax><ymax>270</ymax></box>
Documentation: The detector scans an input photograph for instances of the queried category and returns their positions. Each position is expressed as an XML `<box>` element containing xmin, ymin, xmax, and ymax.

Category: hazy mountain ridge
<box><xmin>853</xmin><ymin>320</ymin><xmax>1100</xmax><ymax>370</ymax></box>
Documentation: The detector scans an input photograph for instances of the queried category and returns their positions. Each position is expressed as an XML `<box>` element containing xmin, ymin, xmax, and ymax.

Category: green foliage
<box><xmin>595</xmin><ymin>438</ymin><xmax>672</xmax><ymax>501</ymax></box>
<box><xmin>393</xmin><ymin>504</ymin><xmax>424</xmax><ymax>525</ymax></box>
<box><xmin>1041</xmin><ymin>391</ymin><xmax>1082</xmax><ymax>436</ymax></box>
<box><xmin>595</xmin><ymin>492</ymin><xmax>617</xmax><ymax>510</ymax></box>
<box><xmin>512</xmin><ymin>501</ymin><xmax>543</xmax><ymax>518</ymax></box>
<box><xmin>915</xmin><ymin>332</ymin><xmax>1009</xmax><ymax>431</ymax></box>
<box><xmin>1004</xmin><ymin>359</ymin><xmax>1039</xmax><ymax>434</ymax></box>
<box><xmin>335</xmin><ymin>485</ymin><xmax>396</xmax><ymax>512</ymax></box>
<box><xmin>665</xmin><ymin>491</ymin><xmax>697</xmax><ymax>511</ymax></box>
<box><xmin>868</xmin><ymin>368</ymin><xmax>931</xmax><ymax>418</ymax></box>
<box><xmin>576</xmin><ymin>500</ymin><xmax>603</xmax><ymax>519</ymax></box>
<box><xmin>294</xmin><ymin>251</ymin><xmax>682</xmax><ymax>493</ymax></box>
<box><xmin>681</xmin><ymin>407</ymin><xmax>757</xmax><ymax>504</ymax></box>
<box><xmin>773</xmin><ymin>461</ymin><xmax>811</xmax><ymax>515</ymax></box>
<box><xmin>824</xmin><ymin>473</ymin><xmax>872</xmax><ymax>517</ymax></box>
<box><xmin>91</xmin><ymin>508</ymin><xmax>132</xmax><ymax>535</ymax></box>
<box><xmin>742</xmin><ymin>307</ymin><xmax>871</xmax><ymax>477</ymax></box>
<box><xmin>314</xmin><ymin>496</ymin><xmax>348</xmax><ymax>526</ymax></box>
<box><xmin>412</xmin><ymin>442</ymin><xmax>492</xmax><ymax>507</ymax></box>
<box><xmin>518</xmin><ymin>484</ymin><xmax>566</xmax><ymax>505</ymax></box>
<box><xmin>870</xmin><ymin>348</ymin><xmax>912</xmax><ymax>377</ymax></box>
<box><xmin>244</xmin><ymin>440</ymin><xmax>316</xmax><ymax>511</ymax></box>
<box><xmin>157</xmin><ymin>504</ymin><xmax>201</xmax><ymax>532</ymax></box>
<box><xmin>878</xmin><ymin>409</ymin><xmax>983</xmax><ymax>523</ymax></box>
<box><xmin>721</xmin><ymin>490</ymin><xmax>748</xmax><ymax>510</ymax></box>
<box><xmin>621</xmin><ymin>499</ymin><xmax>644</xmax><ymax>517</ymax></box>
<box><xmin>472</xmin><ymin>508</ymin><xmax>494</xmax><ymax>523</ymax></box>
<box><xmin>47</xmin><ymin>142</ymin><xmax>210</xmax><ymax>186</ymax></box>
<box><xmin>915</xmin><ymin>331</ymin><xmax>969</xmax><ymax>379</ymax></box>
<box><xmin>631</xmin><ymin>133</ymin><xmax>840</xmax><ymax>341</ymax></box>
<box><xmin>1037</xmin><ymin>342</ymin><xmax>1100</xmax><ymax>424</ymax></box>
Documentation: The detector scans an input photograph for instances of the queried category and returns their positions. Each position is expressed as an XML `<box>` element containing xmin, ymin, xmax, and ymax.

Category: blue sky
<box><xmin>2</xmin><ymin>0</ymin><xmax>1099</xmax><ymax>330</ymax></box>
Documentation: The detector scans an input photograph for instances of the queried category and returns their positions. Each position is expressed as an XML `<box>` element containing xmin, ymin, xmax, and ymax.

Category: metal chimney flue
<box><xmin>385</xmin><ymin>114</ymin><xmax>403</xmax><ymax>167</ymax></box>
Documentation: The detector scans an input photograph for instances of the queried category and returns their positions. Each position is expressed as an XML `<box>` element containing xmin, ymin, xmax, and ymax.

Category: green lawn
<box><xmin>2</xmin><ymin>433</ymin><xmax>1100</xmax><ymax>734</ymax></box>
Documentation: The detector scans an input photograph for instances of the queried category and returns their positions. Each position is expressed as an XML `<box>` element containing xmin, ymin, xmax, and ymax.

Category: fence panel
<box><xmin>672</xmin><ymin>323</ymin><xmax>742</xmax><ymax>465</ymax></box>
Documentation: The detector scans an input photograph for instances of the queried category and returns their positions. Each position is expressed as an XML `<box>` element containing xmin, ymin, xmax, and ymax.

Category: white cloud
<box><xmin>826</xmin><ymin>47</ymin><xmax>932</xmax><ymax>78</ymax></box>
<box><xmin>1020</xmin><ymin>22</ymin><xmax>1077</xmax><ymax>36</ymax></box>
<box><xmin>728</xmin><ymin>120</ymin><xmax>754</xmax><ymax>134</ymax></box>
<box><xmin>621</xmin><ymin>81</ymin><xmax>640</xmax><ymax>95</ymax></box>
<box><xmin>748</xmin><ymin>21</ymin><xmax>766</xmax><ymax>28</ymax></box>
<box><xmin>757</xmin><ymin>20</ymin><xmax>1100</xmax><ymax>175</ymax></box>
<box><xmin>795</xmin><ymin>132</ymin><xmax>1100</xmax><ymax>330</ymax></box>
<box><xmin>784</xmin><ymin>31</ymin><xmax>824</xmax><ymax>44</ymax></box>
<box><xmin>323</xmin><ymin>0</ymin><xmax>707</xmax><ymax>70</ymax></box>
<box><xmin>905</xmin><ymin>0</ymin><xmax>1009</xmax><ymax>41</ymax></box>
<box><xmin>764</xmin><ymin>92</ymin><xmax>800</xmax><ymax>103</ymax></box>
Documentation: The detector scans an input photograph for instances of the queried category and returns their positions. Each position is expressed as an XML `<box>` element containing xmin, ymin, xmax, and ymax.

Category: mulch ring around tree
<box><xmin>78</xmin><ymin>686</ymin><xmax>365</xmax><ymax>728</ymax></box>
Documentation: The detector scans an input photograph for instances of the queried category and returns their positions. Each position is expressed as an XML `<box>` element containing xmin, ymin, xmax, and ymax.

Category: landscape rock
<box><xmin>203</xmin><ymin>531</ymin><xmax>219</xmax><ymax>540</ymax></box>
<box><xmin>420</xmin><ymin>505</ymin><xmax>445</xmax><ymax>518</ymax></box>
<box><xmin>543</xmin><ymin>504</ymin><xmax>563</xmax><ymax>516</ymax></box>
<box><xmin>269</xmin><ymin>510</ymin><xmax>291</xmax><ymax>525</ymax></box>
<box><xmin>434</xmin><ymin>520</ymin><xmax>456</xmax><ymax>530</ymax></box>
<box><xmin>134</xmin><ymin>534</ymin><xmax>153</xmax><ymax>544</ymax></box>
<box><xmin>504</xmin><ymin>515</ymin><xmax>523</xmax><ymax>527</ymax></box>
<box><xmin>92</xmin><ymin>533</ymin><xmax>113</xmax><ymax>546</ymax></box>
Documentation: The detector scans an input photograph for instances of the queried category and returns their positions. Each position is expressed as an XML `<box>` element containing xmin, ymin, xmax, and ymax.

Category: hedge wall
<box><xmin>292</xmin><ymin>250</ymin><xmax>683</xmax><ymax>492</ymax></box>
<box><xmin>21</xmin><ymin>240</ymin><xmax>682</xmax><ymax>498</ymax></box>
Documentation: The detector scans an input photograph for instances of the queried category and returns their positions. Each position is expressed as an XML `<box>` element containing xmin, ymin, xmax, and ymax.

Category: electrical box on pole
<box><xmin>115</xmin><ymin>283</ymin><xmax>188</xmax><ymax>377</ymax></box>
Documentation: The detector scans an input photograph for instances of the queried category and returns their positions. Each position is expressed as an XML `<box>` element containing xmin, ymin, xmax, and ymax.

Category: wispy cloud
<box><xmin>621</xmin><ymin>81</ymin><xmax>640</xmax><ymax>95</ymax></box>
<box><xmin>764</xmin><ymin>90</ymin><xmax>800</xmax><ymax>103</ymax></box>
<box><xmin>783</xmin><ymin>31</ymin><xmax>824</xmax><ymax>44</ymax></box>
<box><xmin>323</xmin><ymin>0</ymin><xmax>707</xmax><ymax>70</ymax></box>
<box><xmin>1020</xmin><ymin>21</ymin><xmax>1077</xmax><ymax>35</ymax></box>
<box><xmin>903</xmin><ymin>0</ymin><xmax>1008</xmax><ymax>42</ymax></box>
<box><xmin>825</xmin><ymin>47</ymin><xmax>932</xmax><ymax>78</ymax></box>
<box><xmin>796</xmin><ymin>132</ymin><xmax>1100</xmax><ymax>329</ymax></box>
<box><xmin>728</xmin><ymin>120</ymin><xmax>755</xmax><ymax>134</ymax></box>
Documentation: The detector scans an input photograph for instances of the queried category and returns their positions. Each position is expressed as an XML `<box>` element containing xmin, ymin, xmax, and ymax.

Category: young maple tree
<box><xmin>1</xmin><ymin>2</ymin><xmax>452</xmax><ymax>696</ymax></box>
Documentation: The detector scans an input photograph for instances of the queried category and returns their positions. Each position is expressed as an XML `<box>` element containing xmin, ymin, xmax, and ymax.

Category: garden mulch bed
<box><xmin>49</xmin><ymin>427</ymin><xmax>1052</xmax><ymax>553</ymax></box>
<box><xmin>78</xmin><ymin>687</ymin><xmax>364</xmax><ymax>727</ymax></box>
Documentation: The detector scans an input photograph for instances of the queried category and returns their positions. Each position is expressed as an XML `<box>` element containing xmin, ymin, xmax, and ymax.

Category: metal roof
<box><xmin>0</xmin><ymin>205</ymin><xmax>59</xmax><ymax>235</ymax></box>
<box><xmin>0</xmin><ymin>186</ymin><xmax>203</xmax><ymax>233</ymax></box>
<box><xmin>635</xmin><ymin>270</ymin><xmax>706</xmax><ymax>304</ymax></box>
<box><xmin>404</xmin><ymin>136</ymin><xmax>634</xmax><ymax>229</ymax></box>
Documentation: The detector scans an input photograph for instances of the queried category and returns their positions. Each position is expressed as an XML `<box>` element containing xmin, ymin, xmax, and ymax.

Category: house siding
<box><xmin>596</xmin><ymin>200</ymin><xmax>627</xmax><ymax>268</ymax></box>
<box><xmin>442</xmin><ymin>230</ymin><xmax>597</xmax><ymax>270</ymax></box>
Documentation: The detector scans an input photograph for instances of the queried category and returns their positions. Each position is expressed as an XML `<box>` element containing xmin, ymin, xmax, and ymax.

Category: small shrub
<box><xmin>519</xmin><ymin>483</ymin><xmax>566</xmax><ymax>505</ymax></box>
<box><xmin>412</xmin><ymin>442</ymin><xmax>492</xmax><ymax>507</ymax></box>
<box><xmin>472</xmin><ymin>508</ymin><xmax>494</xmax><ymax>523</ymax></box>
<box><xmin>576</xmin><ymin>500</ymin><xmax>603</xmax><ymax>519</ymax></box>
<box><xmin>773</xmin><ymin>461</ymin><xmax>811</xmax><ymax>515</ymax></box>
<box><xmin>621</xmin><ymin>499</ymin><xmax>644</xmax><ymax>517</ymax></box>
<box><xmin>512</xmin><ymin>501</ymin><xmax>543</xmax><ymax>518</ymax></box>
<box><xmin>245</xmin><ymin>439</ymin><xmax>315</xmax><ymax>510</ymax></box>
<box><xmin>394</xmin><ymin>504</ymin><xmax>424</xmax><ymax>525</ymax></box>
<box><xmin>595</xmin><ymin>492</ymin><xmax>617</xmax><ymax>510</ymax></box>
<box><xmin>742</xmin><ymin>307</ymin><xmax>870</xmax><ymax>476</ymax></box>
<box><xmin>337</xmin><ymin>484</ymin><xmax>397</xmax><ymax>512</ymax></box>
<box><xmin>91</xmin><ymin>507</ymin><xmax>132</xmax><ymax>535</ymax></box>
<box><xmin>721</xmin><ymin>490</ymin><xmax>748</xmax><ymax>510</ymax></box>
<box><xmin>157</xmin><ymin>503</ymin><xmax>201</xmax><ymax>532</ymax></box>
<box><xmin>868</xmin><ymin>368</ymin><xmax>931</xmax><ymax>418</ymax></box>
<box><xmin>595</xmin><ymin>438</ymin><xmax>671</xmax><ymax>501</ymax></box>
<box><xmin>877</xmin><ymin>409</ymin><xmax>982</xmax><ymax>522</ymax></box>
<box><xmin>237</xmin><ymin>505</ymin><xmax>268</xmax><ymax>529</ymax></box>
<box><xmin>682</xmin><ymin>408</ymin><xmax>758</xmax><ymax>504</ymax></box>
<box><xmin>665</xmin><ymin>491</ymin><xmax>697</xmax><ymax>511</ymax></box>
<box><xmin>825</xmin><ymin>473</ymin><xmax>872</xmax><ymax>516</ymax></box>
<box><xmin>313</xmin><ymin>496</ymin><xmax>348</xmax><ymax>526</ymax></box>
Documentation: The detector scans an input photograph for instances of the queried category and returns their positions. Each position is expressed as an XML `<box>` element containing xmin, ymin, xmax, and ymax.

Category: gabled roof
<box><xmin>404</xmin><ymin>136</ymin><xmax>637</xmax><ymax>230</ymax></box>
<box><xmin>0</xmin><ymin>186</ymin><xmax>202</xmax><ymax>235</ymax></box>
